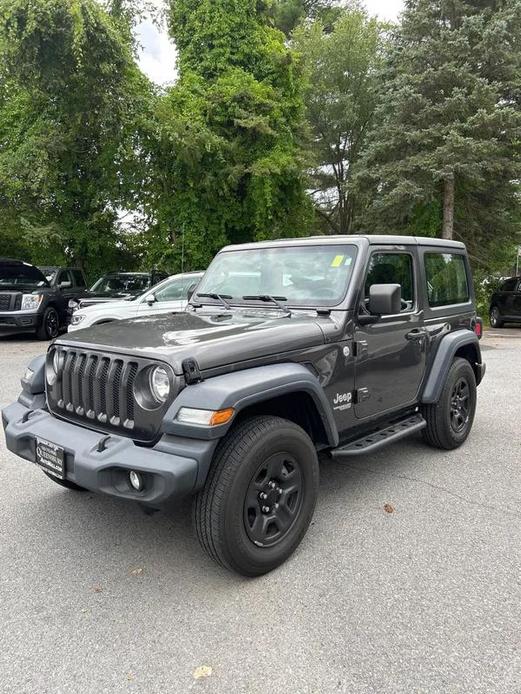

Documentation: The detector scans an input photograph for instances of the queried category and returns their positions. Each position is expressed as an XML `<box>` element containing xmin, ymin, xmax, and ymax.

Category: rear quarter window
<box><xmin>424</xmin><ymin>252</ymin><xmax>470</xmax><ymax>307</ymax></box>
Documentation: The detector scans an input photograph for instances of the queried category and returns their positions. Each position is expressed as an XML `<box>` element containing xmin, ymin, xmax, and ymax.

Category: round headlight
<box><xmin>149</xmin><ymin>366</ymin><xmax>170</xmax><ymax>403</ymax></box>
<box><xmin>46</xmin><ymin>350</ymin><xmax>60</xmax><ymax>386</ymax></box>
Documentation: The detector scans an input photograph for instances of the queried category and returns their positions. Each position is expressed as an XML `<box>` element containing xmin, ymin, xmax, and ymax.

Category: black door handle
<box><xmin>406</xmin><ymin>328</ymin><xmax>427</xmax><ymax>341</ymax></box>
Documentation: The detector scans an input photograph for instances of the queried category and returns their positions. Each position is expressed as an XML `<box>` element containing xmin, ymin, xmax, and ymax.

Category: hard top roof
<box><xmin>222</xmin><ymin>235</ymin><xmax>466</xmax><ymax>252</ymax></box>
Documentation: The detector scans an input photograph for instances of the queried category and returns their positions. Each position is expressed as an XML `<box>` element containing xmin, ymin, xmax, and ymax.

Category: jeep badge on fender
<box><xmin>2</xmin><ymin>236</ymin><xmax>485</xmax><ymax>577</ymax></box>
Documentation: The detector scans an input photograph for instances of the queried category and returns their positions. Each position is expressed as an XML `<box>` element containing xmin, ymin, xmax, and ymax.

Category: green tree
<box><xmin>272</xmin><ymin>0</ymin><xmax>342</xmax><ymax>35</ymax></box>
<box><xmin>358</xmin><ymin>0</ymin><xmax>521</xmax><ymax>257</ymax></box>
<box><xmin>293</xmin><ymin>8</ymin><xmax>387</xmax><ymax>234</ymax></box>
<box><xmin>0</xmin><ymin>0</ymin><xmax>151</xmax><ymax>274</ymax></box>
<box><xmin>156</xmin><ymin>0</ymin><xmax>311</xmax><ymax>270</ymax></box>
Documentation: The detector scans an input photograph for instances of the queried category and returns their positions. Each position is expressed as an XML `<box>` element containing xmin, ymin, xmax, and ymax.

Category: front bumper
<box><xmin>0</xmin><ymin>312</ymin><xmax>40</xmax><ymax>334</ymax></box>
<box><xmin>2</xmin><ymin>401</ymin><xmax>216</xmax><ymax>507</ymax></box>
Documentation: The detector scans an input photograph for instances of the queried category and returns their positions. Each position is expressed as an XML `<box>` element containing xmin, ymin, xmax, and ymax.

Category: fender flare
<box><xmin>421</xmin><ymin>330</ymin><xmax>482</xmax><ymax>404</ymax></box>
<box><xmin>163</xmin><ymin>363</ymin><xmax>339</xmax><ymax>448</ymax></box>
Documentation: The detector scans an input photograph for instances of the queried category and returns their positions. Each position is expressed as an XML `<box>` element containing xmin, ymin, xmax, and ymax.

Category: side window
<box><xmin>365</xmin><ymin>253</ymin><xmax>414</xmax><ymax>312</ymax></box>
<box><xmin>424</xmin><ymin>253</ymin><xmax>469</xmax><ymax>307</ymax></box>
<box><xmin>72</xmin><ymin>270</ymin><xmax>86</xmax><ymax>288</ymax></box>
<box><xmin>155</xmin><ymin>278</ymin><xmax>190</xmax><ymax>302</ymax></box>
<box><xmin>57</xmin><ymin>270</ymin><xmax>72</xmax><ymax>286</ymax></box>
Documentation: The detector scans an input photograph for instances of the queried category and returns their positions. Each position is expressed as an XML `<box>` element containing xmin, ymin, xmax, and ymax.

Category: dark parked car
<box><xmin>489</xmin><ymin>276</ymin><xmax>521</xmax><ymax>328</ymax></box>
<box><xmin>39</xmin><ymin>266</ymin><xmax>89</xmax><ymax>306</ymax></box>
<box><xmin>3</xmin><ymin>236</ymin><xmax>485</xmax><ymax>576</ymax></box>
<box><xmin>77</xmin><ymin>271</ymin><xmax>169</xmax><ymax>309</ymax></box>
<box><xmin>0</xmin><ymin>259</ymin><xmax>68</xmax><ymax>340</ymax></box>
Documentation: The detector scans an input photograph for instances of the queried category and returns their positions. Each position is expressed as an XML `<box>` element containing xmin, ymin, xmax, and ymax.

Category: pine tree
<box><xmin>359</xmin><ymin>0</ymin><xmax>521</xmax><ymax>256</ymax></box>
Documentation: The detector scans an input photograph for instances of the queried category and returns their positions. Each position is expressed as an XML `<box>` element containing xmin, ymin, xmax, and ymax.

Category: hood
<box><xmin>59</xmin><ymin>309</ymin><xmax>327</xmax><ymax>374</ymax></box>
<box><xmin>78</xmin><ymin>299</ymin><xmax>129</xmax><ymax>314</ymax></box>
<box><xmin>84</xmin><ymin>290</ymin><xmax>134</xmax><ymax>300</ymax></box>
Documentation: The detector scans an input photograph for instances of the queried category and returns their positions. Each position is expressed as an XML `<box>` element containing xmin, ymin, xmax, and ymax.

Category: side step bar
<box><xmin>331</xmin><ymin>413</ymin><xmax>426</xmax><ymax>459</ymax></box>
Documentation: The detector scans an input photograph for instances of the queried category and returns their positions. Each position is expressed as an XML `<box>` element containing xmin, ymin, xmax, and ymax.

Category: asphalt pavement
<box><xmin>0</xmin><ymin>331</ymin><xmax>520</xmax><ymax>694</ymax></box>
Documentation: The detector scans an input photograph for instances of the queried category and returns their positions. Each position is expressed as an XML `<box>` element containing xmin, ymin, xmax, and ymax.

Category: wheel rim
<box><xmin>450</xmin><ymin>377</ymin><xmax>471</xmax><ymax>433</ymax></box>
<box><xmin>46</xmin><ymin>310</ymin><xmax>59</xmax><ymax>338</ymax></box>
<box><xmin>490</xmin><ymin>308</ymin><xmax>498</xmax><ymax>326</ymax></box>
<box><xmin>244</xmin><ymin>452</ymin><xmax>304</xmax><ymax>548</ymax></box>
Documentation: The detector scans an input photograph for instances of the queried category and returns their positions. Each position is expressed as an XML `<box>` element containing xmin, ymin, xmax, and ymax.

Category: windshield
<box><xmin>0</xmin><ymin>262</ymin><xmax>49</xmax><ymax>290</ymax></box>
<box><xmin>195</xmin><ymin>245</ymin><xmax>357</xmax><ymax>307</ymax></box>
<box><xmin>90</xmin><ymin>274</ymin><xmax>150</xmax><ymax>295</ymax></box>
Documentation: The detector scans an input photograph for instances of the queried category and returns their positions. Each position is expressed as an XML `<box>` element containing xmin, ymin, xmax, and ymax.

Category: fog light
<box><xmin>129</xmin><ymin>470</ymin><xmax>144</xmax><ymax>492</ymax></box>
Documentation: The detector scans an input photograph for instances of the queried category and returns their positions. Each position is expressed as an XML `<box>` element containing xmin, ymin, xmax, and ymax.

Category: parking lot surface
<box><xmin>1</xmin><ymin>331</ymin><xmax>520</xmax><ymax>693</ymax></box>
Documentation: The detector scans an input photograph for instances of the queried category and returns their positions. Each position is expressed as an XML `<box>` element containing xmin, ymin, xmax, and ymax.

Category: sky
<box><xmin>135</xmin><ymin>0</ymin><xmax>405</xmax><ymax>86</ymax></box>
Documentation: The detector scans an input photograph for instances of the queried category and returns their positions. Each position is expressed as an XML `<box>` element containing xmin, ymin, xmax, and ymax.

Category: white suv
<box><xmin>68</xmin><ymin>271</ymin><xmax>203</xmax><ymax>332</ymax></box>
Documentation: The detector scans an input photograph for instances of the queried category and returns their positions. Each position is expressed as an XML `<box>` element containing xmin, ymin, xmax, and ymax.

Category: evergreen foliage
<box><xmin>357</xmin><ymin>0</ymin><xmax>521</xmax><ymax>264</ymax></box>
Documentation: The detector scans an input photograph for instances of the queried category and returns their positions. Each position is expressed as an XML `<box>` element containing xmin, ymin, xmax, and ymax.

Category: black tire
<box><xmin>193</xmin><ymin>415</ymin><xmax>319</xmax><ymax>577</ymax></box>
<box><xmin>36</xmin><ymin>306</ymin><xmax>60</xmax><ymax>340</ymax></box>
<box><xmin>489</xmin><ymin>306</ymin><xmax>504</xmax><ymax>329</ymax></box>
<box><xmin>421</xmin><ymin>357</ymin><xmax>477</xmax><ymax>450</ymax></box>
<box><xmin>43</xmin><ymin>471</ymin><xmax>87</xmax><ymax>491</ymax></box>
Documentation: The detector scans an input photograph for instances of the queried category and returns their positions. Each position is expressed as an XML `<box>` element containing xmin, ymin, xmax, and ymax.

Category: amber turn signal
<box><xmin>209</xmin><ymin>408</ymin><xmax>235</xmax><ymax>426</ymax></box>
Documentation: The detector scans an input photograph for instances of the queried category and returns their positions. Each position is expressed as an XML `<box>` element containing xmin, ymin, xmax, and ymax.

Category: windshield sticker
<box><xmin>331</xmin><ymin>255</ymin><xmax>345</xmax><ymax>268</ymax></box>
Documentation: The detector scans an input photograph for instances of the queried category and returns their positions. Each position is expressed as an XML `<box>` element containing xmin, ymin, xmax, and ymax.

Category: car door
<box><xmin>136</xmin><ymin>276</ymin><xmax>192</xmax><ymax>317</ymax></box>
<box><xmin>354</xmin><ymin>248</ymin><xmax>428</xmax><ymax>420</ymax></box>
<box><xmin>56</xmin><ymin>270</ymin><xmax>75</xmax><ymax>303</ymax></box>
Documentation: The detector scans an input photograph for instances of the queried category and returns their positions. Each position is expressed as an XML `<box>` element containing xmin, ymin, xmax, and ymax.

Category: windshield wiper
<box><xmin>242</xmin><ymin>295</ymin><xmax>291</xmax><ymax>314</ymax></box>
<box><xmin>195</xmin><ymin>293</ymin><xmax>233</xmax><ymax>310</ymax></box>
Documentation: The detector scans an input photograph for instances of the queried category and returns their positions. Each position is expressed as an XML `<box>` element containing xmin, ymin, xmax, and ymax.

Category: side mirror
<box><xmin>145</xmin><ymin>293</ymin><xmax>156</xmax><ymax>306</ymax></box>
<box><xmin>368</xmin><ymin>283</ymin><xmax>402</xmax><ymax>316</ymax></box>
<box><xmin>187</xmin><ymin>283</ymin><xmax>197</xmax><ymax>301</ymax></box>
<box><xmin>59</xmin><ymin>281</ymin><xmax>72</xmax><ymax>289</ymax></box>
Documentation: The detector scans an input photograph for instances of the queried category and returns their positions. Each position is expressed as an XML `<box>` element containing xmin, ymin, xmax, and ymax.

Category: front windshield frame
<box><xmin>194</xmin><ymin>244</ymin><xmax>358</xmax><ymax>310</ymax></box>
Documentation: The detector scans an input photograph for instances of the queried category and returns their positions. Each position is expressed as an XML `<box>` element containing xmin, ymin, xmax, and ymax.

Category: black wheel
<box><xmin>421</xmin><ymin>357</ymin><xmax>477</xmax><ymax>450</ymax></box>
<box><xmin>193</xmin><ymin>415</ymin><xmax>319</xmax><ymax>577</ymax></box>
<box><xmin>43</xmin><ymin>471</ymin><xmax>87</xmax><ymax>491</ymax></box>
<box><xmin>36</xmin><ymin>307</ymin><xmax>60</xmax><ymax>340</ymax></box>
<box><xmin>489</xmin><ymin>306</ymin><xmax>504</xmax><ymax>329</ymax></box>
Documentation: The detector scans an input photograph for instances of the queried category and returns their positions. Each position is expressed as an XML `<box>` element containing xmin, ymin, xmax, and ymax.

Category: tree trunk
<box><xmin>442</xmin><ymin>174</ymin><xmax>454</xmax><ymax>240</ymax></box>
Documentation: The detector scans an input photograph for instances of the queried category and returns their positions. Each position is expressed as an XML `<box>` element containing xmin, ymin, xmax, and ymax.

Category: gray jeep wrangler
<box><xmin>2</xmin><ymin>236</ymin><xmax>485</xmax><ymax>576</ymax></box>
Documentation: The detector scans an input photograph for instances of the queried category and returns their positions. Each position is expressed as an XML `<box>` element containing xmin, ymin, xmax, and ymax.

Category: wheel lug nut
<box><xmin>269</xmin><ymin>481</ymin><xmax>276</xmax><ymax>489</ymax></box>
<box><xmin>274</xmin><ymin>503</ymin><xmax>279</xmax><ymax>510</ymax></box>
<box><xmin>259</xmin><ymin>492</ymin><xmax>268</xmax><ymax>500</ymax></box>
<box><xmin>277</xmin><ymin>488</ymin><xmax>283</xmax><ymax>495</ymax></box>
<box><xmin>262</xmin><ymin>506</ymin><xmax>270</xmax><ymax>514</ymax></box>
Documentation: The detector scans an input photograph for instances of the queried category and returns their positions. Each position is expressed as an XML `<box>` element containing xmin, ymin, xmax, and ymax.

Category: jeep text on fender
<box><xmin>2</xmin><ymin>236</ymin><xmax>485</xmax><ymax>576</ymax></box>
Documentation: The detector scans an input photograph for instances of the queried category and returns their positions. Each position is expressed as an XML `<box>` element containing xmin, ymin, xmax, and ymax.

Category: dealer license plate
<box><xmin>35</xmin><ymin>437</ymin><xmax>65</xmax><ymax>479</ymax></box>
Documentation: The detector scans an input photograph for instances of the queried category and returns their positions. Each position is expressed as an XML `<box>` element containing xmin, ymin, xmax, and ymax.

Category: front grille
<box><xmin>46</xmin><ymin>347</ymin><xmax>172</xmax><ymax>442</ymax></box>
<box><xmin>0</xmin><ymin>294</ymin><xmax>13</xmax><ymax>311</ymax></box>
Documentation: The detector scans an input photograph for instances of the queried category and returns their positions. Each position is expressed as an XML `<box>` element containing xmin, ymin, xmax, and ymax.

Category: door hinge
<box><xmin>354</xmin><ymin>387</ymin><xmax>370</xmax><ymax>403</ymax></box>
